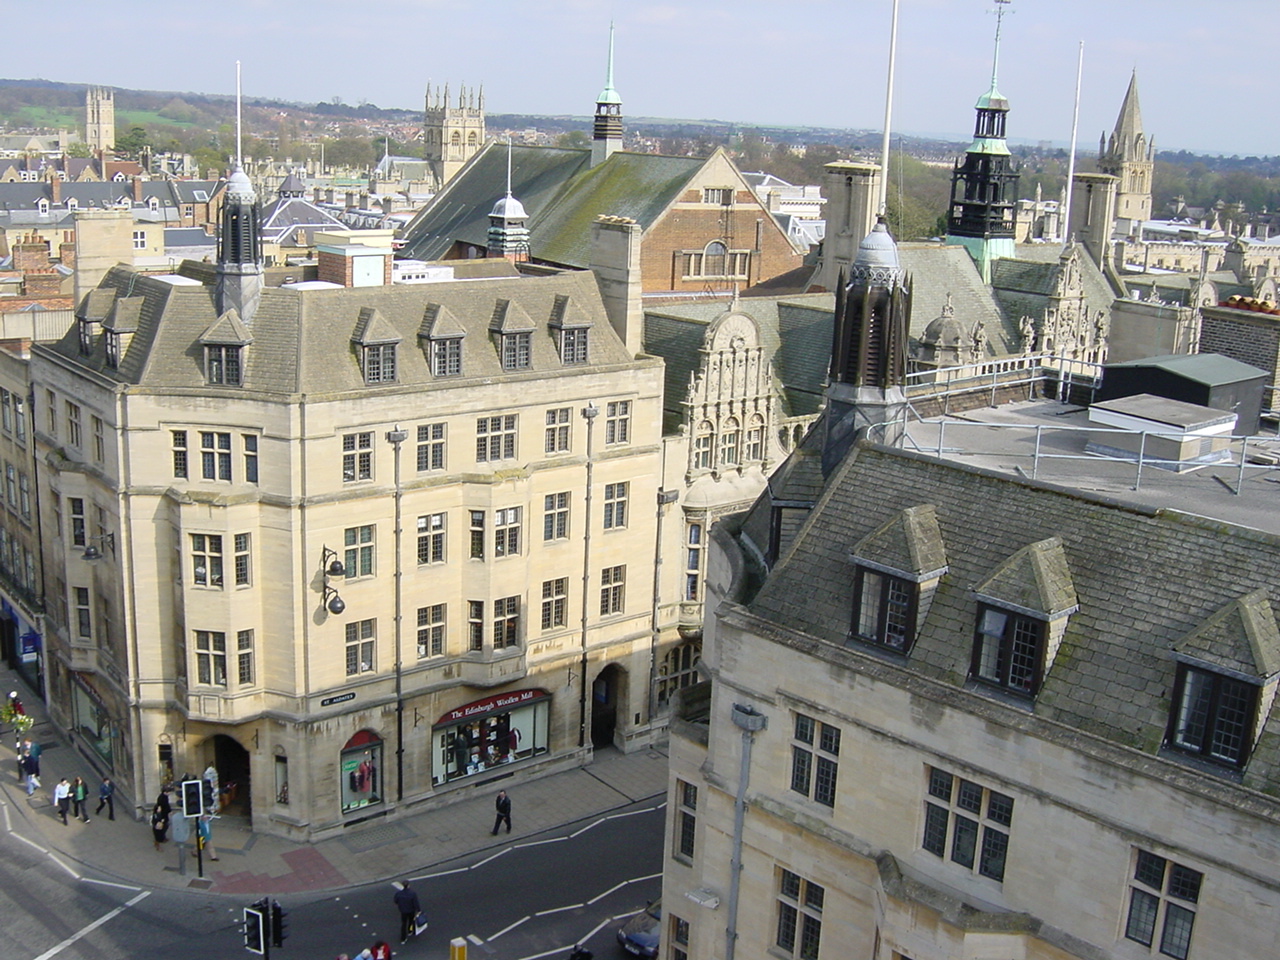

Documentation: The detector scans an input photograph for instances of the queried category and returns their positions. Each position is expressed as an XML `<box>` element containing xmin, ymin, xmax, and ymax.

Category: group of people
<box><xmin>336</xmin><ymin>942</ymin><xmax>393</xmax><ymax>960</ymax></box>
<box><xmin>46</xmin><ymin>774</ymin><xmax>115</xmax><ymax>824</ymax></box>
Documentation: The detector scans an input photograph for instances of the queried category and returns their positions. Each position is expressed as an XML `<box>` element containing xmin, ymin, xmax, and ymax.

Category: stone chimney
<box><xmin>815</xmin><ymin>162</ymin><xmax>881</xmax><ymax>292</ymax></box>
<box><xmin>589</xmin><ymin>215</ymin><xmax>643</xmax><ymax>356</ymax></box>
<box><xmin>1070</xmin><ymin>172</ymin><xmax>1119</xmax><ymax>269</ymax></box>
<box><xmin>132</xmin><ymin>176</ymin><xmax>144</xmax><ymax>202</ymax></box>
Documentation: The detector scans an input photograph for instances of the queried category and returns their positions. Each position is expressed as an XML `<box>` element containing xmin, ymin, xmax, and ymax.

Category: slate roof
<box><xmin>44</xmin><ymin>266</ymin><xmax>636</xmax><ymax>398</ymax></box>
<box><xmin>899</xmin><ymin>244</ymin><xmax>1015</xmax><ymax>354</ymax></box>
<box><xmin>259</xmin><ymin>196</ymin><xmax>346</xmax><ymax>244</ymax></box>
<box><xmin>741</xmin><ymin>443</ymin><xmax>1280</xmax><ymax>796</ymax></box>
<box><xmin>990</xmin><ymin>243</ymin><xmax>1119</xmax><ymax>330</ymax></box>
<box><xmin>397</xmin><ymin>142</ymin><xmax>707</xmax><ymax>269</ymax></box>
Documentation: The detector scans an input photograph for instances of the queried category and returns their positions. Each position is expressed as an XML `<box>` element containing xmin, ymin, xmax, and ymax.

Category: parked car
<box><xmin>616</xmin><ymin>898</ymin><xmax>660</xmax><ymax>957</ymax></box>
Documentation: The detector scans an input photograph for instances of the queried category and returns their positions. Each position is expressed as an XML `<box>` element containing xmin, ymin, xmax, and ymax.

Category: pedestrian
<box><xmin>393</xmin><ymin>879</ymin><xmax>421</xmax><ymax>944</ymax></box>
<box><xmin>53</xmin><ymin>777</ymin><xmax>70</xmax><ymax>824</ymax></box>
<box><xmin>71</xmin><ymin>775</ymin><xmax>90</xmax><ymax>822</ymax></box>
<box><xmin>95</xmin><ymin>776</ymin><xmax>115</xmax><ymax>820</ymax></box>
<box><xmin>371</xmin><ymin>940</ymin><xmax>392</xmax><ymax>960</ymax></box>
<box><xmin>19</xmin><ymin>750</ymin><xmax>38</xmax><ymax>796</ymax></box>
<box><xmin>150</xmin><ymin>800</ymin><xmax>170</xmax><ymax>851</ymax></box>
<box><xmin>28</xmin><ymin>738</ymin><xmax>41</xmax><ymax>777</ymax></box>
<box><xmin>193</xmin><ymin>813</ymin><xmax>219</xmax><ymax>860</ymax></box>
<box><xmin>156</xmin><ymin>784</ymin><xmax>173</xmax><ymax>818</ymax></box>
<box><xmin>491</xmin><ymin>789</ymin><xmax>512</xmax><ymax>835</ymax></box>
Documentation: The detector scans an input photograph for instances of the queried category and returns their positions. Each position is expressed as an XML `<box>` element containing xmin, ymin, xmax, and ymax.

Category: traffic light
<box><xmin>243</xmin><ymin>901</ymin><xmax>266</xmax><ymax>955</ymax></box>
<box><xmin>181</xmin><ymin>779</ymin><xmax>203</xmax><ymax>817</ymax></box>
<box><xmin>270</xmin><ymin>899</ymin><xmax>288</xmax><ymax>948</ymax></box>
<box><xmin>203</xmin><ymin>778</ymin><xmax>215</xmax><ymax>812</ymax></box>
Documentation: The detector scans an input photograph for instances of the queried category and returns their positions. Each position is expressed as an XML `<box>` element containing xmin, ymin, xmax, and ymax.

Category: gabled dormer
<box><xmin>103</xmin><ymin>296</ymin><xmax>143</xmax><ymax>370</ymax></box>
<box><xmin>199</xmin><ymin>309</ymin><xmax>253</xmax><ymax>386</ymax></box>
<box><xmin>490</xmin><ymin>298</ymin><xmax>536</xmax><ymax>370</ymax></box>
<box><xmin>849</xmin><ymin>504</ymin><xmax>948</xmax><ymax>655</ymax></box>
<box><xmin>1167</xmin><ymin>589</ymin><xmax>1280</xmax><ymax>770</ymax></box>
<box><xmin>549</xmin><ymin>294</ymin><xmax>593</xmax><ymax>365</ymax></box>
<box><xmin>420</xmin><ymin>302</ymin><xmax>467</xmax><ymax>377</ymax></box>
<box><xmin>970</xmin><ymin>537</ymin><xmax>1078</xmax><ymax>698</ymax></box>
<box><xmin>351</xmin><ymin>307</ymin><xmax>401</xmax><ymax>384</ymax></box>
<box><xmin>76</xmin><ymin>287</ymin><xmax>116</xmax><ymax>357</ymax></box>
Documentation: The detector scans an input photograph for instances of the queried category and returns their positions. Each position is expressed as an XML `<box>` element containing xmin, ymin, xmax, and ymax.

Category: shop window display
<box><xmin>433</xmin><ymin>691</ymin><xmax>549</xmax><ymax>785</ymax></box>
<box><xmin>340</xmin><ymin>730</ymin><xmax>382</xmax><ymax>814</ymax></box>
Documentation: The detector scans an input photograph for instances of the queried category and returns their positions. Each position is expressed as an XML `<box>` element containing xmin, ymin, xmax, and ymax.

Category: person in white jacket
<box><xmin>52</xmin><ymin>777</ymin><xmax>70</xmax><ymax>824</ymax></box>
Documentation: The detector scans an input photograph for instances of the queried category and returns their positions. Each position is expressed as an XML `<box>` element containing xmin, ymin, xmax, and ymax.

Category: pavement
<box><xmin>0</xmin><ymin>665</ymin><xmax>669</xmax><ymax>896</ymax></box>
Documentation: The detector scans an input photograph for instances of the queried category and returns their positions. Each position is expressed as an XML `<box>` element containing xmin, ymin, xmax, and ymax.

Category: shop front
<box><xmin>340</xmin><ymin>729</ymin><xmax>384</xmax><ymax>815</ymax></box>
<box><xmin>432</xmin><ymin>688</ymin><xmax>550</xmax><ymax>786</ymax></box>
<box><xmin>0</xmin><ymin>599</ymin><xmax>43</xmax><ymax>697</ymax></box>
<box><xmin>70</xmin><ymin>671</ymin><xmax>127</xmax><ymax>775</ymax></box>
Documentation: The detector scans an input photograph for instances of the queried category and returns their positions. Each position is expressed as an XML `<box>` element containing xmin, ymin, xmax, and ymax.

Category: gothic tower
<box><xmin>945</xmin><ymin>0</ymin><xmax>1018</xmax><ymax>283</ymax></box>
<box><xmin>1097</xmin><ymin>71</ymin><xmax>1154</xmax><ymax>235</ymax></box>
<box><xmin>591</xmin><ymin>25</ymin><xmax>623</xmax><ymax>167</ymax></box>
<box><xmin>85</xmin><ymin>86</ymin><xmax>115</xmax><ymax>156</ymax></box>
<box><xmin>823</xmin><ymin>219</ymin><xmax>912</xmax><ymax>474</ymax></box>
<box><xmin>423</xmin><ymin>83</ymin><xmax>486</xmax><ymax>188</ymax></box>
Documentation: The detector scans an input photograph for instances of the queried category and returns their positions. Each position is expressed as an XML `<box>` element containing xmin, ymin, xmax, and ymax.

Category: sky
<box><xmin>6</xmin><ymin>0</ymin><xmax>1278</xmax><ymax>157</ymax></box>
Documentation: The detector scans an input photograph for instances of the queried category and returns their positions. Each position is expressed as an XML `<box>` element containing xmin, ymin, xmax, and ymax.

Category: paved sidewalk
<box><xmin>0</xmin><ymin>668</ymin><xmax>669</xmax><ymax>896</ymax></box>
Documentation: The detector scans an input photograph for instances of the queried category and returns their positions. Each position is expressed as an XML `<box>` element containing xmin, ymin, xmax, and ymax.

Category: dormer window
<box><xmin>432</xmin><ymin>338</ymin><xmax>461</xmax><ymax>376</ymax></box>
<box><xmin>1167</xmin><ymin>664</ymin><xmax>1259</xmax><ymax>768</ymax></box>
<box><xmin>852</xmin><ymin>568</ymin><xmax>917</xmax><ymax>653</ymax></box>
<box><xmin>66</xmin><ymin>198</ymin><xmax>78</xmax><ymax>212</ymax></box>
<box><xmin>77</xmin><ymin>318</ymin><xmax>95</xmax><ymax>356</ymax></box>
<box><xmin>37</xmin><ymin>198</ymin><xmax>49</xmax><ymax>215</ymax></box>
<box><xmin>363</xmin><ymin>343</ymin><xmax>397</xmax><ymax>384</ymax></box>
<box><xmin>148</xmin><ymin>196</ymin><xmax>160</xmax><ymax>213</ymax></box>
<box><xmin>105</xmin><ymin>331</ymin><xmax>121</xmax><ymax>369</ymax></box>
<box><xmin>972</xmin><ymin>604</ymin><xmax>1047</xmax><ymax>696</ymax></box>
<box><xmin>560</xmin><ymin>327</ymin><xmax>588</xmax><ymax>364</ymax></box>
<box><xmin>501</xmin><ymin>332</ymin><xmax>531</xmax><ymax>370</ymax></box>
<box><xmin>206</xmin><ymin>344</ymin><xmax>242</xmax><ymax>385</ymax></box>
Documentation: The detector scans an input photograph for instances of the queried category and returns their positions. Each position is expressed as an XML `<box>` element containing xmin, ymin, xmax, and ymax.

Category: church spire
<box><xmin>591</xmin><ymin>23</ymin><xmax>623</xmax><ymax>166</ymax></box>
<box><xmin>1097</xmin><ymin>70</ymin><xmax>1153</xmax><ymax>232</ymax></box>
<box><xmin>944</xmin><ymin>0</ymin><xmax>1018</xmax><ymax>283</ymax></box>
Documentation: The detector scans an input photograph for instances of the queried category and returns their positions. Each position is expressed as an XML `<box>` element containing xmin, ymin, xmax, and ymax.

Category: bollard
<box><xmin>450</xmin><ymin>937</ymin><xmax>467</xmax><ymax>960</ymax></box>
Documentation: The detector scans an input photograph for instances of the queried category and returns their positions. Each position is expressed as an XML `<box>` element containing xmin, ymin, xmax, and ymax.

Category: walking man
<box><xmin>95</xmin><ymin>776</ymin><xmax>115</xmax><ymax>820</ymax></box>
<box><xmin>393</xmin><ymin>879</ymin><xmax>421</xmax><ymax>944</ymax></box>
<box><xmin>19</xmin><ymin>750</ymin><xmax>38</xmax><ymax>795</ymax></box>
<box><xmin>53</xmin><ymin>777</ymin><xmax>70</xmax><ymax>824</ymax></box>
<box><xmin>491</xmin><ymin>789</ymin><xmax>512</xmax><ymax>835</ymax></box>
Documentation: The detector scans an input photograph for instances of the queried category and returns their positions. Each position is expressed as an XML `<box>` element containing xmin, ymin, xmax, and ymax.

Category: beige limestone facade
<box><xmin>29</xmin><ymin>265</ymin><xmax>687</xmax><ymax>838</ymax></box>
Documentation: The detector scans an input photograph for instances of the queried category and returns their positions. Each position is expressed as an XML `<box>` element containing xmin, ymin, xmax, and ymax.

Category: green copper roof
<box><xmin>975</xmin><ymin>83</ymin><xmax>1009</xmax><ymax>111</ymax></box>
<box><xmin>966</xmin><ymin>137</ymin><xmax>1011</xmax><ymax>156</ymax></box>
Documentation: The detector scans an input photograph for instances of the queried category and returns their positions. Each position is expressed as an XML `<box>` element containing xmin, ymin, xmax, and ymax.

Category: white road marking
<box><xmin>488</xmin><ymin>914</ymin><xmax>530</xmax><ymax>940</ymax></box>
<box><xmin>466</xmin><ymin>933</ymin><xmax>484</xmax><ymax>945</ymax></box>
<box><xmin>82</xmin><ymin>878</ymin><xmax>142</xmax><ymax>892</ymax></box>
<box><xmin>32</xmin><ymin>890</ymin><xmax>151</xmax><ymax>960</ymax></box>
<box><xmin>534</xmin><ymin>902</ymin><xmax>584</xmax><ymax>916</ymax></box>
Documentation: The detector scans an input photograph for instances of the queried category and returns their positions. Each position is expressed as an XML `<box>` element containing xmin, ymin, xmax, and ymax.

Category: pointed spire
<box><xmin>235</xmin><ymin>59</ymin><xmax>243</xmax><ymax>170</ymax></box>
<box><xmin>597</xmin><ymin>22</ymin><xmax>622</xmax><ymax>105</ymax></box>
<box><xmin>1110</xmin><ymin>70</ymin><xmax>1145</xmax><ymax>160</ymax></box>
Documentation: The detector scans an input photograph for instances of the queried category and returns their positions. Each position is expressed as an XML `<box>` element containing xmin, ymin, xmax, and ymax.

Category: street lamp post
<box><xmin>576</xmin><ymin>403</ymin><xmax>598</xmax><ymax>749</ymax></box>
<box><xmin>386</xmin><ymin>426</ymin><xmax>408</xmax><ymax>801</ymax></box>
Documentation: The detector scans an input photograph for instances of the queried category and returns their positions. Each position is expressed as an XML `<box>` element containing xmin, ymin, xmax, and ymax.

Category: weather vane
<box><xmin>988</xmin><ymin>0</ymin><xmax>1013</xmax><ymax>88</ymax></box>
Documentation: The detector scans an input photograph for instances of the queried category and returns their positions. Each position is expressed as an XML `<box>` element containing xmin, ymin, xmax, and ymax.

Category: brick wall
<box><xmin>317</xmin><ymin>250</ymin><xmax>353</xmax><ymax>287</ymax></box>
<box><xmin>643</xmin><ymin>204</ymin><xmax>802</xmax><ymax>294</ymax></box>
<box><xmin>12</xmin><ymin>237</ymin><xmax>51</xmax><ymax>273</ymax></box>
<box><xmin>23</xmin><ymin>270</ymin><xmax>62</xmax><ymax>298</ymax></box>
<box><xmin>1199</xmin><ymin>307</ymin><xmax>1280</xmax><ymax>384</ymax></box>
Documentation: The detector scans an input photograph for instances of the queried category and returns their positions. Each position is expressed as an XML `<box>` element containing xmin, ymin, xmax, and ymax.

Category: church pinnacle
<box><xmin>1098</xmin><ymin>70</ymin><xmax>1154</xmax><ymax>231</ymax></box>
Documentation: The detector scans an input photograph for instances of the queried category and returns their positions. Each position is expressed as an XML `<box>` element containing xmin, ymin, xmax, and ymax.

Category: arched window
<box><xmin>719</xmin><ymin>416</ymin><xmax>740</xmax><ymax>467</ymax></box>
<box><xmin>339</xmin><ymin>730</ymin><xmax>382</xmax><ymax>814</ymax></box>
<box><xmin>450</xmin><ymin>131</ymin><xmax>461</xmax><ymax>145</ymax></box>
<box><xmin>693</xmin><ymin>420</ymin><xmax>714</xmax><ymax>471</ymax></box>
<box><xmin>746</xmin><ymin>414</ymin><xmax>765</xmax><ymax>462</ymax></box>
<box><xmin>704</xmin><ymin>240</ymin><xmax>727</xmax><ymax>277</ymax></box>
<box><xmin>658</xmin><ymin>640</ymin><xmax>702</xmax><ymax>705</ymax></box>
<box><xmin>467</xmin><ymin>132</ymin><xmax>478</xmax><ymax>145</ymax></box>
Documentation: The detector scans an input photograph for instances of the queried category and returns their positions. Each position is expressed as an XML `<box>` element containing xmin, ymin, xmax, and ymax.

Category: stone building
<box><xmin>84</xmin><ymin>86</ymin><xmax>115</xmax><ymax>156</ymax></box>
<box><xmin>660</xmin><ymin>223</ymin><xmax>1280</xmax><ymax>960</ymax></box>
<box><xmin>1097</xmin><ymin>71</ymin><xmax>1155</xmax><ymax>236</ymax></box>
<box><xmin>423</xmin><ymin>83</ymin><xmax>486</xmax><ymax>190</ymax></box>
<box><xmin>26</xmin><ymin>166</ymin><xmax>684</xmax><ymax>838</ymax></box>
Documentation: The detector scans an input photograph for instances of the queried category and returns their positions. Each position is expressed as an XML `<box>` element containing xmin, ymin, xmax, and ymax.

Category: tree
<box><xmin>555</xmin><ymin>130</ymin><xmax>588</xmax><ymax>149</ymax></box>
<box><xmin>64</xmin><ymin>141</ymin><xmax>94</xmax><ymax>158</ymax></box>
<box><xmin>114</xmin><ymin>125</ymin><xmax>150</xmax><ymax>159</ymax></box>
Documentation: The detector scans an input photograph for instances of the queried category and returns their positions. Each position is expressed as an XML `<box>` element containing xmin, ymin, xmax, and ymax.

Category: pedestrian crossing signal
<box><xmin>181</xmin><ymin>779</ymin><xmax>203</xmax><ymax>817</ymax></box>
<box><xmin>243</xmin><ymin>903</ymin><xmax>266</xmax><ymax>955</ymax></box>
<box><xmin>270</xmin><ymin>900</ymin><xmax>288</xmax><ymax>947</ymax></box>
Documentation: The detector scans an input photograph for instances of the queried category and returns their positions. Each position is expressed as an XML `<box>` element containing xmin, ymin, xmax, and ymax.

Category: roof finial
<box><xmin>235</xmin><ymin>60</ymin><xmax>243</xmax><ymax>170</ymax></box>
<box><xmin>989</xmin><ymin>0</ymin><xmax>1012</xmax><ymax>91</ymax></box>
<box><xmin>607</xmin><ymin>22</ymin><xmax>616</xmax><ymax>90</ymax></box>
<box><xmin>505</xmin><ymin>135</ymin><xmax>513</xmax><ymax>200</ymax></box>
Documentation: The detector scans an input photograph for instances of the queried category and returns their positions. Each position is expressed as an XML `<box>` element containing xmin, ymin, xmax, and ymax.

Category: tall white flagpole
<box><xmin>877</xmin><ymin>0</ymin><xmax>900</xmax><ymax>219</ymax></box>
<box><xmin>1061</xmin><ymin>41</ymin><xmax>1084</xmax><ymax>241</ymax></box>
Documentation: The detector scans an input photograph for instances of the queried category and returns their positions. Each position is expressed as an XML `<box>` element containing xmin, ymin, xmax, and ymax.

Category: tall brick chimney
<box><xmin>50</xmin><ymin>177</ymin><xmax>61</xmax><ymax>205</ymax></box>
<box><xmin>13</xmin><ymin>236</ymin><xmax>51</xmax><ymax>274</ymax></box>
<box><xmin>23</xmin><ymin>270</ymin><xmax>62</xmax><ymax>298</ymax></box>
<box><xmin>132</xmin><ymin>176</ymin><xmax>144</xmax><ymax>202</ymax></box>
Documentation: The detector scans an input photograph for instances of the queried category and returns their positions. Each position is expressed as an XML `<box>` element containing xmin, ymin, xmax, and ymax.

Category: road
<box><xmin>1</xmin><ymin>796</ymin><xmax>664</xmax><ymax>960</ymax></box>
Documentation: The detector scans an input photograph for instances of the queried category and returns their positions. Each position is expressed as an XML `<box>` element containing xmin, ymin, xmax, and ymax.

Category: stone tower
<box><xmin>423</xmin><ymin>84</ymin><xmax>486</xmax><ymax>189</ymax></box>
<box><xmin>591</xmin><ymin>25</ymin><xmax>623</xmax><ymax>167</ymax></box>
<box><xmin>823</xmin><ymin>219</ymin><xmax>913</xmax><ymax>473</ymax></box>
<box><xmin>945</xmin><ymin>0</ymin><xmax>1018</xmax><ymax>283</ymax></box>
<box><xmin>85</xmin><ymin>86</ymin><xmax>115</xmax><ymax>155</ymax></box>
<box><xmin>1097</xmin><ymin>71</ymin><xmax>1154</xmax><ymax>236</ymax></box>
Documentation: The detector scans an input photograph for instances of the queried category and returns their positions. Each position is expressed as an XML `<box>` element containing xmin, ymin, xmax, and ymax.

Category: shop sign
<box><xmin>321</xmin><ymin>692</ymin><xmax>357</xmax><ymax>707</ymax></box>
<box><xmin>19</xmin><ymin>632</ymin><xmax>39</xmax><ymax>664</ymax></box>
<box><xmin>436</xmin><ymin>688</ymin><xmax>548</xmax><ymax>727</ymax></box>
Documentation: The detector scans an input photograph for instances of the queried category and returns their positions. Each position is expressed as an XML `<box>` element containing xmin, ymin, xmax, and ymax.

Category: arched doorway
<box><xmin>211</xmin><ymin>734</ymin><xmax>251</xmax><ymax>818</ymax></box>
<box><xmin>591</xmin><ymin>664</ymin><xmax>626</xmax><ymax>748</ymax></box>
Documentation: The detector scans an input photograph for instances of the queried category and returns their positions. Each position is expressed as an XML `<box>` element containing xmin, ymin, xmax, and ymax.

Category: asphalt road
<box><xmin>2</xmin><ymin>796</ymin><xmax>664</xmax><ymax>960</ymax></box>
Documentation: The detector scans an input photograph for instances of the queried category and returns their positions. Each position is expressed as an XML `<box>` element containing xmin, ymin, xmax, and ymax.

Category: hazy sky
<box><xmin>8</xmin><ymin>0</ymin><xmax>1277</xmax><ymax>157</ymax></box>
